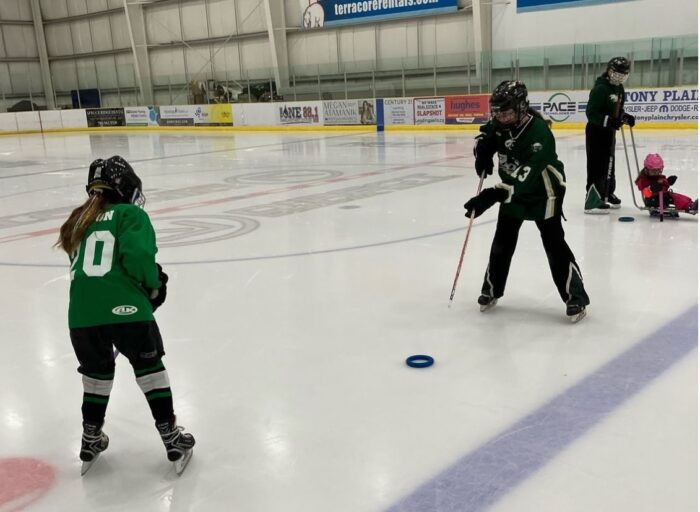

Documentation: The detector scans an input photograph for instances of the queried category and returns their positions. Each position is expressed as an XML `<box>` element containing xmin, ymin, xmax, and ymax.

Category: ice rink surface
<box><xmin>0</xmin><ymin>128</ymin><xmax>696</xmax><ymax>512</ymax></box>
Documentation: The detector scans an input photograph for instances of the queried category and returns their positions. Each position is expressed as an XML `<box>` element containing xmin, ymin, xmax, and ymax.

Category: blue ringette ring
<box><xmin>406</xmin><ymin>354</ymin><xmax>435</xmax><ymax>368</ymax></box>
<box><xmin>618</xmin><ymin>216</ymin><xmax>635</xmax><ymax>222</ymax></box>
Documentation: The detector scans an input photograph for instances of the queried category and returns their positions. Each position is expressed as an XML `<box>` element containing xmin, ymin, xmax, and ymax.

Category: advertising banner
<box><xmin>623</xmin><ymin>88</ymin><xmax>698</xmax><ymax>124</ymax></box>
<box><xmin>383</xmin><ymin>98</ymin><xmax>414</xmax><ymax>125</ymax></box>
<box><xmin>196</xmin><ymin>104</ymin><xmax>234</xmax><ymax>126</ymax></box>
<box><xmin>86</xmin><ymin>108</ymin><xmax>126</xmax><ymax>127</ymax></box>
<box><xmin>125</xmin><ymin>106</ymin><xmax>159</xmax><ymax>126</ymax></box>
<box><xmin>277</xmin><ymin>102</ymin><xmax>323</xmax><ymax>125</ymax></box>
<box><xmin>444</xmin><ymin>95</ymin><xmax>490</xmax><ymax>124</ymax></box>
<box><xmin>157</xmin><ymin>105</ymin><xmax>234</xmax><ymax>126</ymax></box>
<box><xmin>517</xmin><ymin>0</ymin><xmax>635</xmax><ymax>13</ymax></box>
<box><xmin>414</xmin><ymin>97</ymin><xmax>445</xmax><ymax>125</ymax></box>
<box><xmin>529</xmin><ymin>87</ymin><xmax>698</xmax><ymax>125</ymax></box>
<box><xmin>528</xmin><ymin>90</ymin><xmax>587</xmax><ymax>123</ymax></box>
<box><xmin>323</xmin><ymin>99</ymin><xmax>376</xmax><ymax>125</ymax></box>
<box><xmin>157</xmin><ymin>105</ymin><xmax>196</xmax><ymax>126</ymax></box>
<box><xmin>301</xmin><ymin>0</ymin><xmax>457</xmax><ymax>29</ymax></box>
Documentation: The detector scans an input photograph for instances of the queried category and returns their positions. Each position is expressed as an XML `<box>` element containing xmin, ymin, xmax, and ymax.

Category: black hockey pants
<box><xmin>480</xmin><ymin>209</ymin><xmax>590</xmax><ymax>307</ymax></box>
<box><xmin>585</xmin><ymin>123</ymin><xmax>616</xmax><ymax>197</ymax></box>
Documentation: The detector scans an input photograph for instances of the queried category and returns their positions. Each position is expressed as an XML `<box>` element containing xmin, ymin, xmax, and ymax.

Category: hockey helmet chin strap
<box><xmin>131</xmin><ymin>189</ymin><xmax>146</xmax><ymax>208</ymax></box>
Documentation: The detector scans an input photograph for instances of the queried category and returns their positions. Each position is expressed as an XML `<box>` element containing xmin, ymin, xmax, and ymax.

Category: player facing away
<box><xmin>466</xmin><ymin>80</ymin><xmax>590</xmax><ymax>323</ymax></box>
<box><xmin>55</xmin><ymin>156</ymin><xmax>195</xmax><ymax>475</ymax></box>
<box><xmin>584</xmin><ymin>56</ymin><xmax>636</xmax><ymax>213</ymax></box>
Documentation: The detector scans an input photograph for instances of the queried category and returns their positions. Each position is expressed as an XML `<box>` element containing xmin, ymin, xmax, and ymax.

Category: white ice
<box><xmin>0</xmin><ymin>129</ymin><xmax>696</xmax><ymax>512</ymax></box>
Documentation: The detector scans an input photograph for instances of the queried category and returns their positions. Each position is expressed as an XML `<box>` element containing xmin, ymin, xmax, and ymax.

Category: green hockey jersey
<box><xmin>68</xmin><ymin>203</ymin><xmax>161</xmax><ymax>328</ymax></box>
<box><xmin>586</xmin><ymin>75</ymin><xmax>625</xmax><ymax>127</ymax></box>
<box><xmin>480</xmin><ymin>114</ymin><xmax>567</xmax><ymax>220</ymax></box>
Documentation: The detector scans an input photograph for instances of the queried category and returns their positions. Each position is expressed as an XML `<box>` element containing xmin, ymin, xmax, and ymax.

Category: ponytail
<box><xmin>527</xmin><ymin>107</ymin><xmax>553</xmax><ymax>130</ymax></box>
<box><xmin>55</xmin><ymin>192</ymin><xmax>108</xmax><ymax>255</ymax></box>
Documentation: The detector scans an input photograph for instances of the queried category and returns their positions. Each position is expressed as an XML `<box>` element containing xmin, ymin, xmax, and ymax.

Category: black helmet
<box><xmin>607</xmin><ymin>57</ymin><xmax>630</xmax><ymax>85</ymax></box>
<box><xmin>86</xmin><ymin>155</ymin><xmax>145</xmax><ymax>207</ymax></box>
<box><xmin>490</xmin><ymin>80</ymin><xmax>529</xmax><ymax>126</ymax></box>
<box><xmin>607</xmin><ymin>56</ymin><xmax>630</xmax><ymax>74</ymax></box>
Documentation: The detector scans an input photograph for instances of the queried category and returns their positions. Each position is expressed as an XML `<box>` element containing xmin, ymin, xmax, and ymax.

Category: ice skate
<box><xmin>584</xmin><ymin>186</ymin><xmax>610</xmax><ymax>214</ymax></box>
<box><xmin>80</xmin><ymin>422</ymin><xmax>109</xmax><ymax>476</ymax></box>
<box><xmin>566</xmin><ymin>304</ymin><xmax>586</xmax><ymax>323</ymax></box>
<box><xmin>606</xmin><ymin>193</ymin><xmax>622</xmax><ymax>209</ymax></box>
<box><xmin>478</xmin><ymin>294</ymin><xmax>498</xmax><ymax>312</ymax></box>
<box><xmin>156</xmin><ymin>418</ymin><xmax>195</xmax><ymax>476</ymax></box>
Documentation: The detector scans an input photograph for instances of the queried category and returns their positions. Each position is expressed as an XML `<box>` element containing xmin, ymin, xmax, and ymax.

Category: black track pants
<box><xmin>585</xmin><ymin>123</ymin><xmax>616</xmax><ymax>197</ymax></box>
<box><xmin>480</xmin><ymin>209</ymin><xmax>590</xmax><ymax>307</ymax></box>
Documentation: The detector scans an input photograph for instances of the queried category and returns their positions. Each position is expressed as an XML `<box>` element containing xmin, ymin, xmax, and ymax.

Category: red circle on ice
<box><xmin>0</xmin><ymin>458</ymin><xmax>56</xmax><ymax>511</ymax></box>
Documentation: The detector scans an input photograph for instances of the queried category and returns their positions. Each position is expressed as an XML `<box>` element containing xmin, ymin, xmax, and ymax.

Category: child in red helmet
<box><xmin>635</xmin><ymin>153</ymin><xmax>698</xmax><ymax>215</ymax></box>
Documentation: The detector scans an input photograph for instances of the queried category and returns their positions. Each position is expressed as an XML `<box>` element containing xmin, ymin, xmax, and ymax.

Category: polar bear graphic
<box><xmin>303</xmin><ymin>0</ymin><xmax>325</xmax><ymax>28</ymax></box>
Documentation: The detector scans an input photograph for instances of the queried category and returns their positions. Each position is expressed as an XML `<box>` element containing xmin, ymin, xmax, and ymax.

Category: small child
<box><xmin>635</xmin><ymin>153</ymin><xmax>697</xmax><ymax>215</ymax></box>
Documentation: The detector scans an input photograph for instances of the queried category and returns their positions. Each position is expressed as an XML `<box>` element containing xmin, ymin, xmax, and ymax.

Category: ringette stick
<box><xmin>448</xmin><ymin>171</ymin><xmax>487</xmax><ymax>307</ymax></box>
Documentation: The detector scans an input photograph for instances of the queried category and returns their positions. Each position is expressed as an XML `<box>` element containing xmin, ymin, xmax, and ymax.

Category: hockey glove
<box><xmin>464</xmin><ymin>187</ymin><xmax>508</xmax><ymax>219</ymax></box>
<box><xmin>149</xmin><ymin>263</ymin><xmax>168</xmax><ymax>312</ymax></box>
<box><xmin>473</xmin><ymin>133</ymin><xmax>497</xmax><ymax>177</ymax></box>
<box><xmin>667</xmin><ymin>175</ymin><xmax>677</xmax><ymax>186</ymax></box>
<box><xmin>649</xmin><ymin>182</ymin><xmax>664</xmax><ymax>194</ymax></box>
<box><xmin>606</xmin><ymin>116</ymin><xmax>623</xmax><ymax>130</ymax></box>
<box><xmin>621</xmin><ymin>113</ymin><xmax>635</xmax><ymax>127</ymax></box>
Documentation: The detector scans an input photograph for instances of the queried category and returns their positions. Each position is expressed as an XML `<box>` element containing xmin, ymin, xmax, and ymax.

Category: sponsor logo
<box><xmin>279</xmin><ymin>105</ymin><xmax>320</xmax><ymax>124</ymax></box>
<box><xmin>542</xmin><ymin>92</ymin><xmax>576</xmax><ymax>122</ymax></box>
<box><xmin>194</xmin><ymin>107</ymin><xmax>209</xmax><ymax>121</ymax></box>
<box><xmin>112</xmin><ymin>305</ymin><xmax>138</xmax><ymax>315</ymax></box>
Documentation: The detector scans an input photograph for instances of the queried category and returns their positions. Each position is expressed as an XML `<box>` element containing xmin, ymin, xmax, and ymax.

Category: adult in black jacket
<box><xmin>584</xmin><ymin>56</ymin><xmax>635</xmax><ymax>214</ymax></box>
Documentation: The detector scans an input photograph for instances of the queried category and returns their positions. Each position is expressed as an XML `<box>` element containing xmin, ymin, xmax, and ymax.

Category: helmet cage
<box><xmin>608</xmin><ymin>70</ymin><xmax>629</xmax><ymax>86</ymax></box>
<box><xmin>490</xmin><ymin>80</ymin><xmax>529</xmax><ymax>127</ymax></box>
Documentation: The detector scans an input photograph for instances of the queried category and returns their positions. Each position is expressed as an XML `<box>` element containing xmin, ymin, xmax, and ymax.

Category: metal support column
<box><xmin>30</xmin><ymin>0</ymin><xmax>55</xmax><ymax>109</ymax></box>
<box><xmin>263</xmin><ymin>0</ymin><xmax>289</xmax><ymax>94</ymax></box>
<box><xmin>123</xmin><ymin>0</ymin><xmax>154</xmax><ymax>105</ymax></box>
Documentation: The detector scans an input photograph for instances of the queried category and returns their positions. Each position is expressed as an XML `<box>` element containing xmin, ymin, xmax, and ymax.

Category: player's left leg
<box><xmin>535</xmin><ymin>215</ymin><xmax>590</xmax><ymax>322</ymax></box>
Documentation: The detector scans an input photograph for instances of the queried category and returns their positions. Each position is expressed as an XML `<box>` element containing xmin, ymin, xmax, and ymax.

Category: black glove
<box><xmin>667</xmin><ymin>175</ymin><xmax>677</xmax><ymax>186</ymax></box>
<box><xmin>149</xmin><ymin>263</ymin><xmax>168</xmax><ymax>312</ymax></box>
<box><xmin>621</xmin><ymin>113</ymin><xmax>635</xmax><ymax>127</ymax></box>
<box><xmin>649</xmin><ymin>182</ymin><xmax>664</xmax><ymax>193</ymax></box>
<box><xmin>464</xmin><ymin>187</ymin><xmax>508</xmax><ymax>219</ymax></box>
<box><xmin>607</xmin><ymin>116</ymin><xmax>623</xmax><ymax>130</ymax></box>
<box><xmin>473</xmin><ymin>133</ymin><xmax>497</xmax><ymax>177</ymax></box>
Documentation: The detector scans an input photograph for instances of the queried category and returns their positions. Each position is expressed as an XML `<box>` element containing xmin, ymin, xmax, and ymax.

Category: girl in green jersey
<box><xmin>466</xmin><ymin>81</ymin><xmax>590</xmax><ymax>323</ymax></box>
<box><xmin>56</xmin><ymin>156</ymin><xmax>194</xmax><ymax>474</ymax></box>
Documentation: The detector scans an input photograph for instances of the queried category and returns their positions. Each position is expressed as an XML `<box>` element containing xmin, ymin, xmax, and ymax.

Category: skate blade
<box><xmin>479</xmin><ymin>299</ymin><xmax>498</xmax><ymax>312</ymax></box>
<box><xmin>174</xmin><ymin>449</ymin><xmax>193</xmax><ymax>476</ymax></box>
<box><xmin>584</xmin><ymin>209</ymin><xmax>610</xmax><ymax>215</ymax></box>
<box><xmin>568</xmin><ymin>310</ymin><xmax>587</xmax><ymax>323</ymax></box>
<box><xmin>81</xmin><ymin>454</ymin><xmax>100</xmax><ymax>476</ymax></box>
